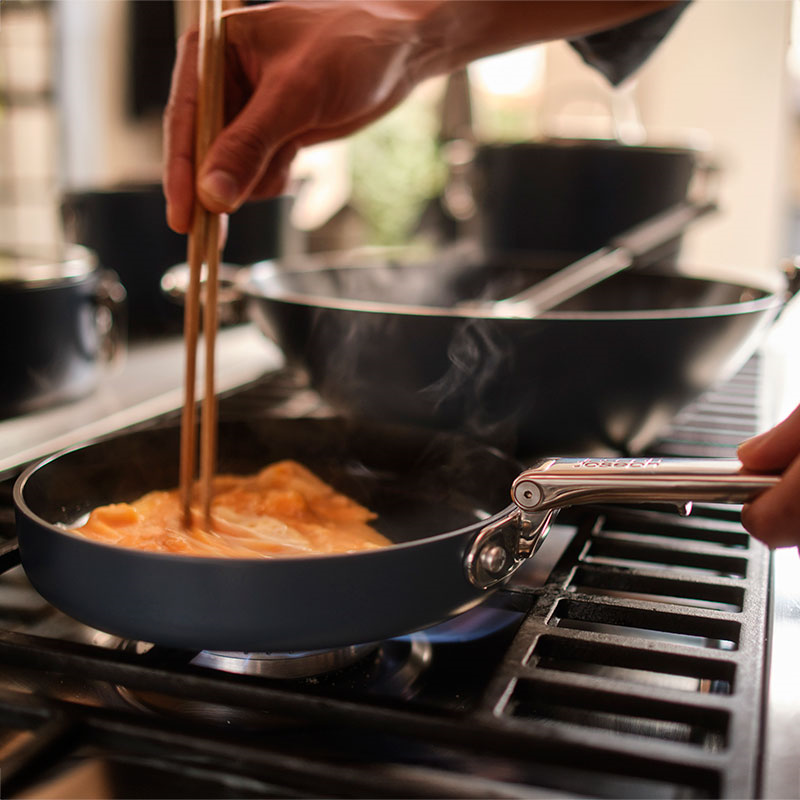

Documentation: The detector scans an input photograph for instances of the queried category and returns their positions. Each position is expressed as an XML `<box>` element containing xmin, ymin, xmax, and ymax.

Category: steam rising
<box><xmin>301</xmin><ymin>252</ymin><xmax>538</xmax><ymax>455</ymax></box>
<box><xmin>420</xmin><ymin>316</ymin><xmax>524</xmax><ymax>451</ymax></box>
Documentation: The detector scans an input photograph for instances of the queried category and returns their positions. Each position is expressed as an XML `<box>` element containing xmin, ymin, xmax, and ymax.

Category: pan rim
<box><xmin>242</xmin><ymin>264</ymin><xmax>785</xmax><ymax>322</ymax></box>
<box><xmin>13</xmin><ymin>439</ymin><xmax>516</xmax><ymax>567</ymax></box>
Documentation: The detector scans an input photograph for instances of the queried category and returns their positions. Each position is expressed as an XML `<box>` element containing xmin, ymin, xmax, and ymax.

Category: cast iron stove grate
<box><xmin>0</xmin><ymin>359</ymin><xmax>771</xmax><ymax>798</ymax></box>
<box><xmin>477</xmin><ymin>355</ymin><xmax>768</xmax><ymax>798</ymax></box>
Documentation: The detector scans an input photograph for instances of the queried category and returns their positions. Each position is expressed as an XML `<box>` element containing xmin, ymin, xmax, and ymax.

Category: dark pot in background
<box><xmin>0</xmin><ymin>246</ymin><xmax>125</xmax><ymax>419</ymax></box>
<box><xmin>472</xmin><ymin>139</ymin><xmax>701</xmax><ymax>258</ymax></box>
<box><xmin>61</xmin><ymin>183</ymin><xmax>295</xmax><ymax>339</ymax></box>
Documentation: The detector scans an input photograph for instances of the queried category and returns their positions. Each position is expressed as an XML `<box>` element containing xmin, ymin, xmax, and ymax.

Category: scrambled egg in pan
<box><xmin>72</xmin><ymin>460</ymin><xmax>389</xmax><ymax>557</ymax></box>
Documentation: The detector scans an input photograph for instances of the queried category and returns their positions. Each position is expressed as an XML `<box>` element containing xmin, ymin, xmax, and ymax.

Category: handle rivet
<box><xmin>513</xmin><ymin>479</ymin><xmax>542</xmax><ymax>510</ymax></box>
<box><xmin>480</xmin><ymin>545</ymin><xmax>507</xmax><ymax>575</ymax></box>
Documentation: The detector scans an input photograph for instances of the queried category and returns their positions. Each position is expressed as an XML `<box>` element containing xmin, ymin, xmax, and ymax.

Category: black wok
<box><xmin>14</xmin><ymin>417</ymin><xmax>777</xmax><ymax>653</ymax></box>
<box><xmin>241</xmin><ymin>251</ymin><xmax>797</xmax><ymax>456</ymax></box>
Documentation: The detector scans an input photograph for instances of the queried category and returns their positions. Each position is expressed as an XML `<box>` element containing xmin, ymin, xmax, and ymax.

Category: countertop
<box><xmin>0</xmin><ymin>323</ymin><xmax>283</xmax><ymax>477</ymax></box>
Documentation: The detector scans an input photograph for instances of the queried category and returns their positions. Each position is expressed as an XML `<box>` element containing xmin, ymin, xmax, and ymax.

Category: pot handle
<box><xmin>490</xmin><ymin>200</ymin><xmax>717</xmax><ymax>316</ymax></box>
<box><xmin>95</xmin><ymin>270</ymin><xmax>127</xmax><ymax>367</ymax></box>
<box><xmin>511</xmin><ymin>456</ymin><xmax>779</xmax><ymax>513</ymax></box>
<box><xmin>160</xmin><ymin>261</ymin><xmax>246</xmax><ymax>325</ymax></box>
<box><xmin>779</xmin><ymin>257</ymin><xmax>800</xmax><ymax>307</ymax></box>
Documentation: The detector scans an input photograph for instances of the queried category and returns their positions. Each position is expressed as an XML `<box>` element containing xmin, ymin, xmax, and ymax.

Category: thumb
<box><xmin>197</xmin><ymin>91</ymin><xmax>290</xmax><ymax>213</ymax></box>
<box><xmin>738</xmin><ymin>402</ymin><xmax>800</xmax><ymax>472</ymax></box>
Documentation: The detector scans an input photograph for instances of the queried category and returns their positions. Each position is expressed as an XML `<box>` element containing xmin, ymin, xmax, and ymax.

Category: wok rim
<box><xmin>13</xmin><ymin>432</ymin><xmax>518</xmax><ymax>568</ymax></box>
<box><xmin>241</xmin><ymin>262</ymin><xmax>787</xmax><ymax>322</ymax></box>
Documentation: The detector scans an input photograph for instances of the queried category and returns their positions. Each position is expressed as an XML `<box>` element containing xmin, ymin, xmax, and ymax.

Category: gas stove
<box><xmin>0</xmin><ymin>321</ymin><xmax>798</xmax><ymax>798</ymax></box>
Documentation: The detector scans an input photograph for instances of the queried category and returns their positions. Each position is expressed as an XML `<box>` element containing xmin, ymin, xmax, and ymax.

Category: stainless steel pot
<box><xmin>61</xmin><ymin>185</ymin><xmax>293</xmax><ymax>338</ymax></box>
<box><xmin>0</xmin><ymin>245</ymin><xmax>125</xmax><ymax>419</ymax></box>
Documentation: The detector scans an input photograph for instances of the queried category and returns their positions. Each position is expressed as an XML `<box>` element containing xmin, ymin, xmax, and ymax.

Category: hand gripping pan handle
<box><xmin>467</xmin><ymin>457</ymin><xmax>778</xmax><ymax>590</ymax></box>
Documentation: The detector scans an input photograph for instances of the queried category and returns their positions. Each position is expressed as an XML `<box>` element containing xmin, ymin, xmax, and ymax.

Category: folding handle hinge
<box><xmin>465</xmin><ymin>509</ymin><xmax>556</xmax><ymax>590</ymax></box>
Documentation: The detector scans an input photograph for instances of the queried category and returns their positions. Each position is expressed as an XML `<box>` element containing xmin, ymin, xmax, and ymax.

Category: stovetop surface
<box><xmin>0</xmin><ymin>350</ymin><xmax>792</xmax><ymax>799</ymax></box>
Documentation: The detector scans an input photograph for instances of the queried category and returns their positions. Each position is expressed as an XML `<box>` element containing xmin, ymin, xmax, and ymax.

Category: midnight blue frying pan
<box><xmin>13</xmin><ymin>416</ymin><xmax>777</xmax><ymax>653</ymax></box>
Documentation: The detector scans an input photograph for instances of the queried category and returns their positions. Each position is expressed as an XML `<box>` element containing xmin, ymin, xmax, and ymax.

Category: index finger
<box><xmin>741</xmin><ymin>453</ymin><xmax>800</xmax><ymax>548</ymax></box>
<box><xmin>163</xmin><ymin>30</ymin><xmax>199</xmax><ymax>234</ymax></box>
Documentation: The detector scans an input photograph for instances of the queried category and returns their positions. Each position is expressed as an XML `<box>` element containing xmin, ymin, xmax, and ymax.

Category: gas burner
<box><xmin>112</xmin><ymin>636</ymin><xmax>433</xmax><ymax>728</ymax></box>
<box><xmin>190</xmin><ymin>643</ymin><xmax>378</xmax><ymax>679</ymax></box>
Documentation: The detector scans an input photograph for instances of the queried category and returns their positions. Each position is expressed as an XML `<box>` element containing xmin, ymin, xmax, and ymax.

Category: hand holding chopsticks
<box><xmin>179</xmin><ymin>0</ymin><xmax>225</xmax><ymax>530</ymax></box>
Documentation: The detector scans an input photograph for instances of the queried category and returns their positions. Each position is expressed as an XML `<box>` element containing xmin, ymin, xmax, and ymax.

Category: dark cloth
<box><xmin>569</xmin><ymin>2</ymin><xmax>690</xmax><ymax>85</ymax></box>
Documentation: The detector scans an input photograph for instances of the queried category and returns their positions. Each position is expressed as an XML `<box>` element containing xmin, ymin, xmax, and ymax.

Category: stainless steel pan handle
<box><xmin>466</xmin><ymin>457</ymin><xmax>778</xmax><ymax>590</ymax></box>
<box><xmin>487</xmin><ymin>200</ymin><xmax>717</xmax><ymax>317</ymax></box>
<box><xmin>511</xmin><ymin>457</ymin><xmax>779</xmax><ymax>512</ymax></box>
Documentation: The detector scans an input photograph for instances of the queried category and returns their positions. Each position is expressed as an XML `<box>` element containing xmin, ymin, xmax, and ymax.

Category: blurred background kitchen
<box><xmin>1</xmin><ymin>0</ymin><xmax>799</xmax><ymax>424</ymax></box>
<box><xmin>1</xmin><ymin>0</ymin><xmax>793</xmax><ymax>264</ymax></box>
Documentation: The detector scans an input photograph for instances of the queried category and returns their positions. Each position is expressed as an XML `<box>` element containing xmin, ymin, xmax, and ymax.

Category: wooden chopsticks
<box><xmin>180</xmin><ymin>0</ymin><xmax>225</xmax><ymax>530</ymax></box>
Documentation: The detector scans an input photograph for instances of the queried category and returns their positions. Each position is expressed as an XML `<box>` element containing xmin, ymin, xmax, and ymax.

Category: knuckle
<box><xmin>176</xmin><ymin>28</ymin><xmax>199</xmax><ymax>57</ymax></box>
<box><xmin>223</xmin><ymin>120</ymin><xmax>272</xmax><ymax>168</ymax></box>
<box><xmin>162</xmin><ymin>103</ymin><xmax>182</xmax><ymax>138</ymax></box>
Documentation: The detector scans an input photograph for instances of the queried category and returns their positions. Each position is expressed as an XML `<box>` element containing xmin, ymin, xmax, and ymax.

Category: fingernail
<box><xmin>200</xmin><ymin>170</ymin><xmax>240</xmax><ymax>209</ymax></box>
<box><xmin>738</xmin><ymin>430</ymin><xmax>769</xmax><ymax>453</ymax></box>
<box><xmin>166</xmin><ymin>202</ymin><xmax>189</xmax><ymax>235</ymax></box>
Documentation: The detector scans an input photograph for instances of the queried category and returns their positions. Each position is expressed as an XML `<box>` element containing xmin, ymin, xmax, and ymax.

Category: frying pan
<box><xmin>14</xmin><ymin>417</ymin><xmax>777</xmax><ymax>653</ymax></box>
<box><xmin>241</xmin><ymin>249</ymin><xmax>798</xmax><ymax>456</ymax></box>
